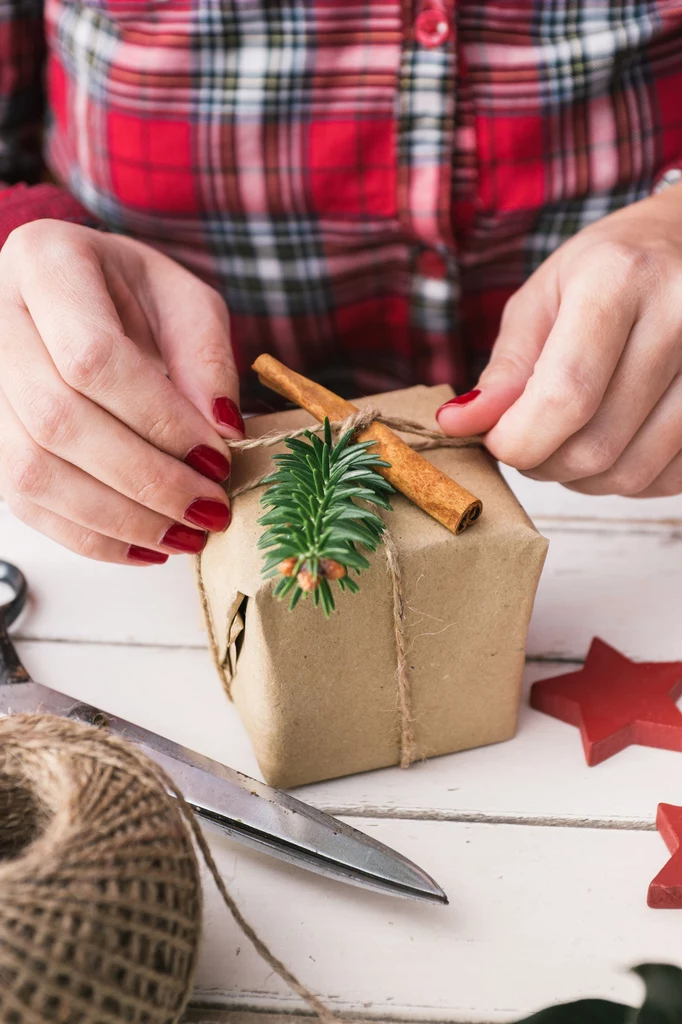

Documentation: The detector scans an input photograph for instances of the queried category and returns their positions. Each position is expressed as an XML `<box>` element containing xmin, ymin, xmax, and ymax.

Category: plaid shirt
<box><xmin>1</xmin><ymin>1</ymin><xmax>682</xmax><ymax>400</ymax></box>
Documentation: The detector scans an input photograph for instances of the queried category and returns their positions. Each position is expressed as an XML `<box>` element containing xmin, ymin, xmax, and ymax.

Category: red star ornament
<box><xmin>648</xmin><ymin>804</ymin><xmax>682</xmax><ymax>909</ymax></box>
<box><xmin>530</xmin><ymin>638</ymin><xmax>682</xmax><ymax>766</ymax></box>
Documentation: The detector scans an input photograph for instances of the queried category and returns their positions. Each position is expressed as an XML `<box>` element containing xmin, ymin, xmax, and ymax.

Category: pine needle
<box><xmin>258</xmin><ymin>418</ymin><xmax>393</xmax><ymax>616</ymax></box>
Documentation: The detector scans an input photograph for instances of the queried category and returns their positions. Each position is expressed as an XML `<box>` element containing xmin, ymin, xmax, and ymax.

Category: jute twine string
<box><xmin>197</xmin><ymin>409</ymin><xmax>482</xmax><ymax>769</ymax></box>
<box><xmin>0</xmin><ymin>714</ymin><xmax>337</xmax><ymax>1024</ymax></box>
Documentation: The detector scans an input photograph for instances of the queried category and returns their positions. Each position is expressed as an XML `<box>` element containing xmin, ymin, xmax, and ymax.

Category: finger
<box><xmin>437</xmin><ymin>279</ymin><xmax>555</xmax><ymax>437</ymax></box>
<box><xmin>115</xmin><ymin>237</ymin><xmax>245</xmax><ymax>439</ymax></box>
<box><xmin>0</xmin><ymin>309</ymin><xmax>232</xmax><ymax>533</ymax></box>
<box><xmin>523</xmin><ymin>309</ymin><xmax>680</xmax><ymax>484</ymax></box>
<box><xmin>0</xmin><ymin>387</ymin><xmax>208</xmax><ymax>555</ymax></box>
<box><xmin>485</xmin><ymin>268</ymin><xmax>639</xmax><ymax>470</ymax></box>
<box><xmin>5</xmin><ymin>493</ymin><xmax>168</xmax><ymax>566</ymax></box>
<box><xmin>560</xmin><ymin>373</ymin><xmax>682</xmax><ymax>496</ymax></box>
<box><xmin>15</xmin><ymin>233</ymin><xmax>233</xmax><ymax>483</ymax></box>
<box><xmin>636</xmin><ymin>448</ymin><xmax>682</xmax><ymax>498</ymax></box>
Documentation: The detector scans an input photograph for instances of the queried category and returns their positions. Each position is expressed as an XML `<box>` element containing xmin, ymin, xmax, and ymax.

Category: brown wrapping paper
<box><xmin>197</xmin><ymin>384</ymin><xmax>548</xmax><ymax>789</ymax></box>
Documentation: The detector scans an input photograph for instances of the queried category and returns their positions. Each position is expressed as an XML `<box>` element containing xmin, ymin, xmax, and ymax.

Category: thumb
<box><xmin>436</xmin><ymin>281</ymin><xmax>554</xmax><ymax>437</ymax></box>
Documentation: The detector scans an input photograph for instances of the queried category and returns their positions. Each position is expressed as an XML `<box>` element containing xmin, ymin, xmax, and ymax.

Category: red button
<box><xmin>418</xmin><ymin>250</ymin><xmax>448</xmax><ymax>278</ymax></box>
<box><xmin>415</xmin><ymin>5</ymin><xmax>451</xmax><ymax>48</ymax></box>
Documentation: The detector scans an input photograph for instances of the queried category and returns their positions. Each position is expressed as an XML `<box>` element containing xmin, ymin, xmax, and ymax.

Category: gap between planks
<box><xmin>183</xmin><ymin>1008</ymin><xmax>500</xmax><ymax>1024</ymax></box>
<box><xmin>13</xmin><ymin>633</ymin><xmax>203</xmax><ymax>650</ymax></box>
<box><xmin>305</xmin><ymin>808</ymin><xmax>656</xmax><ymax>832</ymax></box>
<box><xmin>534</xmin><ymin>515</ymin><xmax>682</xmax><ymax>532</ymax></box>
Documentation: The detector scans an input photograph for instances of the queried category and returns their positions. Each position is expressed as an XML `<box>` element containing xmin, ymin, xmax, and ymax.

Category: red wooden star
<box><xmin>530</xmin><ymin>638</ymin><xmax>682</xmax><ymax>766</ymax></box>
<box><xmin>648</xmin><ymin>804</ymin><xmax>682</xmax><ymax>909</ymax></box>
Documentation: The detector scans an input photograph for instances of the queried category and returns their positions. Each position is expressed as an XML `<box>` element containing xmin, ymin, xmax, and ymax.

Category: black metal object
<box><xmin>0</xmin><ymin>561</ymin><xmax>29</xmax><ymax>686</ymax></box>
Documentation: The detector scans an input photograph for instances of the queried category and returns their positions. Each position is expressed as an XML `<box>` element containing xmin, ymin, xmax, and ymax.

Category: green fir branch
<box><xmin>258</xmin><ymin>418</ymin><xmax>393</xmax><ymax>615</ymax></box>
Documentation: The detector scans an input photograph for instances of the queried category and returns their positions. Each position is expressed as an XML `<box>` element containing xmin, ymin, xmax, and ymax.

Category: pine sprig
<box><xmin>258</xmin><ymin>418</ymin><xmax>394</xmax><ymax>615</ymax></box>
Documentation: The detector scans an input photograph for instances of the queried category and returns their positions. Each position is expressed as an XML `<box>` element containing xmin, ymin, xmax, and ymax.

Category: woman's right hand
<box><xmin>0</xmin><ymin>220</ymin><xmax>245</xmax><ymax>565</ymax></box>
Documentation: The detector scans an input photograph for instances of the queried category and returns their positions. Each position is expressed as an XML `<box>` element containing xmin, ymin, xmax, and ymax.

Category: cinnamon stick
<box><xmin>252</xmin><ymin>354</ymin><xmax>483</xmax><ymax>535</ymax></box>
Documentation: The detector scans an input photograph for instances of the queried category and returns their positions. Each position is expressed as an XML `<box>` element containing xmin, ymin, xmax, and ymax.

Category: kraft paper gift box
<box><xmin>196</xmin><ymin>384</ymin><xmax>548</xmax><ymax>789</ymax></box>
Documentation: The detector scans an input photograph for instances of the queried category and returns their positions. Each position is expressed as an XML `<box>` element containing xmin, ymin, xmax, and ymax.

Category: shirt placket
<box><xmin>397</xmin><ymin>0</ymin><xmax>464</xmax><ymax>388</ymax></box>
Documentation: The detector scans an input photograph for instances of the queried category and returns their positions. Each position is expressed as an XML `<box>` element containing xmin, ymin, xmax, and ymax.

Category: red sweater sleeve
<box><xmin>0</xmin><ymin>182</ymin><xmax>101</xmax><ymax>249</ymax></box>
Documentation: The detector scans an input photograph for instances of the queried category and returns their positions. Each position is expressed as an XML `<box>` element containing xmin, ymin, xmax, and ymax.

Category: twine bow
<box><xmin>197</xmin><ymin>410</ymin><xmax>483</xmax><ymax>769</ymax></box>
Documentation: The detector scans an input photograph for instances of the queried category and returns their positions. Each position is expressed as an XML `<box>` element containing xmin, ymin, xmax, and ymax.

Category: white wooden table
<box><xmin>3</xmin><ymin>469</ymin><xmax>682</xmax><ymax>1023</ymax></box>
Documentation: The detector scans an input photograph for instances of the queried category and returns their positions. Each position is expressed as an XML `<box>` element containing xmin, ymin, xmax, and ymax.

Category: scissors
<box><xmin>0</xmin><ymin>560</ymin><xmax>447</xmax><ymax>906</ymax></box>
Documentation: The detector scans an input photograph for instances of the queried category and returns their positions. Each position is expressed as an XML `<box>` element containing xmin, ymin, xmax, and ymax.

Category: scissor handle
<box><xmin>0</xmin><ymin>561</ymin><xmax>30</xmax><ymax>685</ymax></box>
<box><xmin>0</xmin><ymin>561</ymin><xmax>28</xmax><ymax>628</ymax></box>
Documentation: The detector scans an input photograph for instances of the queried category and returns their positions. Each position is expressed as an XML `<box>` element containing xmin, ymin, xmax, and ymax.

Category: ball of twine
<box><xmin>0</xmin><ymin>714</ymin><xmax>203</xmax><ymax>1024</ymax></box>
<box><xmin>0</xmin><ymin>714</ymin><xmax>337</xmax><ymax>1024</ymax></box>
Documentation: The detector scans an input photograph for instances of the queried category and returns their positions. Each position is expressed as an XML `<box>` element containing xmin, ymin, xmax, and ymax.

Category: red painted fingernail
<box><xmin>126</xmin><ymin>545</ymin><xmax>169</xmax><ymax>565</ymax></box>
<box><xmin>161</xmin><ymin>523</ymin><xmax>208</xmax><ymax>554</ymax></box>
<box><xmin>213</xmin><ymin>397</ymin><xmax>245</xmax><ymax>436</ymax></box>
<box><xmin>437</xmin><ymin>389</ymin><xmax>481</xmax><ymax>416</ymax></box>
<box><xmin>184</xmin><ymin>498</ymin><xmax>231</xmax><ymax>532</ymax></box>
<box><xmin>185</xmin><ymin>444</ymin><xmax>231</xmax><ymax>484</ymax></box>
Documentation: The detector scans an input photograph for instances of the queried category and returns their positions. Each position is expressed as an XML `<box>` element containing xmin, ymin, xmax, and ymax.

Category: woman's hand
<box><xmin>0</xmin><ymin>220</ymin><xmax>244</xmax><ymax>564</ymax></box>
<box><xmin>437</xmin><ymin>182</ymin><xmax>682</xmax><ymax>498</ymax></box>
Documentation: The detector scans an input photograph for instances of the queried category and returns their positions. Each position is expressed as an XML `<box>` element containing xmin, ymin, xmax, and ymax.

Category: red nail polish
<box><xmin>185</xmin><ymin>444</ymin><xmax>231</xmax><ymax>484</ymax></box>
<box><xmin>161</xmin><ymin>523</ymin><xmax>208</xmax><ymax>554</ymax></box>
<box><xmin>126</xmin><ymin>545</ymin><xmax>169</xmax><ymax>565</ymax></box>
<box><xmin>185</xmin><ymin>498</ymin><xmax>231</xmax><ymax>532</ymax></box>
<box><xmin>213</xmin><ymin>397</ymin><xmax>245</xmax><ymax>436</ymax></box>
<box><xmin>437</xmin><ymin>389</ymin><xmax>481</xmax><ymax>415</ymax></box>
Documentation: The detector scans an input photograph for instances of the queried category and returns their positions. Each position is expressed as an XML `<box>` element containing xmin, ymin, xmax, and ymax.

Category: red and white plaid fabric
<box><xmin>2</xmin><ymin>0</ymin><xmax>682</xmax><ymax>400</ymax></box>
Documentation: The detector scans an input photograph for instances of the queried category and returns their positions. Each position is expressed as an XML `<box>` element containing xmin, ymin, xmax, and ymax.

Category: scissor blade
<box><xmin>0</xmin><ymin>681</ymin><xmax>447</xmax><ymax>905</ymax></box>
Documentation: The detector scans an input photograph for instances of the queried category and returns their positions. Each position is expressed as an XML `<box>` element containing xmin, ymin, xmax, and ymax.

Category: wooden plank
<box><xmin>0</xmin><ymin>505</ymin><xmax>206</xmax><ymax>647</ymax></box>
<box><xmin>529</xmin><ymin>523</ymin><xmax>682</xmax><ymax>660</ymax></box>
<box><xmin>15</xmin><ymin>641</ymin><xmax>679</xmax><ymax>828</ymax></box>
<box><xmin>188</xmin><ymin>818</ymin><xmax>669</xmax><ymax>1023</ymax></box>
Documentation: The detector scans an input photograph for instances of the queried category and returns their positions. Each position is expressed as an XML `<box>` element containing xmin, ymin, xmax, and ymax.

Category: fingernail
<box><xmin>184</xmin><ymin>498</ymin><xmax>231</xmax><ymax>532</ymax></box>
<box><xmin>437</xmin><ymin>389</ymin><xmax>481</xmax><ymax>416</ymax></box>
<box><xmin>126</xmin><ymin>545</ymin><xmax>169</xmax><ymax>565</ymax></box>
<box><xmin>161</xmin><ymin>523</ymin><xmax>208</xmax><ymax>554</ymax></box>
<box><xmin>185</xmin><ymin>444</ymin><xmax>231</xmax><ymax>484</ymax></box>
<box><xmin>213</xmin><ymin>397</ymin><xmax>245</xmax><ymax>436</ymax></box>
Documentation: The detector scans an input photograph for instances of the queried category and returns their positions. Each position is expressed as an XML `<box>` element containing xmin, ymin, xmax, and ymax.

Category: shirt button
<box><xmin>418</xmin><ymin>250</ymin><xmax>448</xmax><ymax>278</ymax></box>
<box><xmin>415</xmin><ymin>4</ymin><xmax>451</xmax><ymax>48</ymax></box>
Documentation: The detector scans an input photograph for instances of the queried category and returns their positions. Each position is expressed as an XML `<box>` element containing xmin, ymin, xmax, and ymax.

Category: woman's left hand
<box><xmin>437</xmin><ymin>181</ymin><xmax>682</xmax><ymax>497</ymax></box>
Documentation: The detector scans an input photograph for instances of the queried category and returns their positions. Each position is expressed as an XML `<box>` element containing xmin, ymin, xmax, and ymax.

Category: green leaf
<box><xmin>516</xmin><ymin>1001</ymin><xmax>629</xmax><ymax>1023</ymax></box>
<box><xmin>635</xmin><ymin>964</ymin><xmax>682</xmax><ymax>1023</ymax></box>
<box><xmin>339</xmin><ymin>576</ymin><xmax>360</xmax><ymax>593</ymax></box>
<box><xmin>326</xmin><ymin>522</ymin><xmax>380</xmax><ymax>547</ymax></box>
<box><xmin>323</xmin><ymin>506</ymin><xmax>386</xmax><ymax>530</ymax></box>
<box><xmin>272</xmin><ymin>574</ymin><xmax>299</xmax><ymax>599</ymax></box>
<box><xmin>319</xmin><ymin>579</ymin><xmax>335</xmax><ymax>617</ymax></box>
<box><xmin>514</xmin><ymin>964</ymin><xmax>682</xmax><ymax>1023</ymax></box>
<box><xmin>258</xmin><ymin>416</ymin><xmax>391</xmax><ymax>614</ymax></box>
